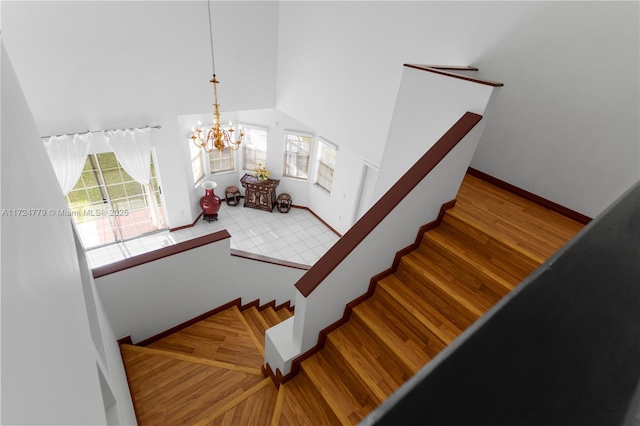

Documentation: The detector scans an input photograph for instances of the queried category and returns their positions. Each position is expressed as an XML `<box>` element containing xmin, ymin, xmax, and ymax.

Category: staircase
<box><xmin>120</xmin><ymin>174</ymin><xmax>584</xmax><ymax>425</ymax></box>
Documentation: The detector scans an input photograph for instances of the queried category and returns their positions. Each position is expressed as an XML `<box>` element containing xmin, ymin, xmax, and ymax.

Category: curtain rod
<box><xmin>41</xmin><ymin>125</ymin><xmax>161</xmax><ymax>139</ymax></box>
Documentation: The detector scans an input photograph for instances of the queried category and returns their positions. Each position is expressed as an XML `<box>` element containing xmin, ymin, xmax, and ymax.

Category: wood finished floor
<box><xmin>120</xmin><ymin>174</ymin><xmax>584</xmax><ymax>425</ymax></box>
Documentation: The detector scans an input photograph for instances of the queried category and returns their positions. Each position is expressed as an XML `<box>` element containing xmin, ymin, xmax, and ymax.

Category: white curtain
<box><xmin>104</xmin><ymin>128</ymin><xmax>164</xmax><ymax>229</ymax></box>
<box><xmin>43</xmin><ymin>133</ymin><xmax>92</xmax><ymax>195</ymax></box>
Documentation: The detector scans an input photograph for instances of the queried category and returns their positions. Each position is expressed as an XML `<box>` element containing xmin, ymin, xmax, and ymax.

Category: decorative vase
<box><xmin>200</xmin><ymin>181</ymin><xmax>221</xmax><ymax>221</ymax></box>
<box><xmin>257</xmin><ymin>175</ymin><xmax>267</xmax><ymax>182</ymax></box>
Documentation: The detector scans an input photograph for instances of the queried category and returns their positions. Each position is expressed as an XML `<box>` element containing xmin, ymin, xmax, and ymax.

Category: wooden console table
<box><xmin>240</xmin><ymin>173</ymin><xmax>280</xmax><ymax>212</ymax></box>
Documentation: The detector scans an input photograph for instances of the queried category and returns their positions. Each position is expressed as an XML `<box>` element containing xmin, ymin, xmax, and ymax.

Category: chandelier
<box><xmin>190</xmin><ymin>1</ymin><xmax>243</xmax><ymax>153</ymax></box>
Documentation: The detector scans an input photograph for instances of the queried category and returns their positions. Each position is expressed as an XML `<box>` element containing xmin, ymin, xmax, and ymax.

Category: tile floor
<box><xmin>86</xmin><ymin>203</ymin><xmax>341</xmax><ymax>269</ymax></box>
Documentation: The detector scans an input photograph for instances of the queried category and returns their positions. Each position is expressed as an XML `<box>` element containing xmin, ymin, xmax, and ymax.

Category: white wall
<box><xmin>276</xmin><ymin>1</ymin><xmax>639</xmax><ymax>219</ymax></box>
<box><xmin>265</xmin><ymin>61</ymin><xmax>497</xmax><ymax>375</ymax></box>
<box><xmin>179</xmin><ymin>108</ymin><xmax>322</xmax><ymax>223</ymax></box>
<box><xmin>0</xmin><ymin>42</ymin><xmax>127</xmax><ymax>425</ymax></box>
<box><xmin>266</xmin><ymin>121</ymin><xmax>488</xmax><ymax>375</ymax></box>
<box><xmin>2</xmin><ymin>0</ymin><xmax>280</xmax><ymax>229</ymax></box>
<box><xmin>2</xmin><ymin>1</ymin><xmax>638</xmax><ymax>233</ymax></box>
<box><xmin>469</xmin><ymin>1</ymin><xmax>640</xmax><ymax>218</ymax></box>
<box><xmin>95</xmin><ymin>237</ymin><xmax>306</xmax><ymax>343</ymax></box>
<box><xmin>375</xmin><ymin>67</ymin><xmax>496</xmax><ymax>199</ymax></box>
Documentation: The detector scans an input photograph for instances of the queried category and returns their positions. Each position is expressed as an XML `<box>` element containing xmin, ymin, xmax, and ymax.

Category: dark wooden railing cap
<box><xmin>404</xmin><ymin>64</ymin><xmax>504</xmax><ymax>87</ymax></box>
<box><xmin>92</xmin><ymin>230</ymin><xmax>231</xmax><ymax>278</ymax></box>
<box><xmin>295</xmin><ymin>111</ymin><xmax>483</xmax><ymax>297</ymax></box>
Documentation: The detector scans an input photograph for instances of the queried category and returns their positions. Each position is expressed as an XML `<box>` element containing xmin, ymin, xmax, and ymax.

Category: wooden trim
<box><xmin>240</xmin><ymin>299</ymin><xmax>260</xmax><ymax>311</ymax></box>
<box><xmin>282</xmin><ymin>278</ymin><xmax>380</xmax><ymax>384</ymax></box>
<box><xmin>262</xmin><ymin>363</ymin><xmax>284</xmax><ymax>389</ymax></box>
<box><xmin>467</xmin><ymin>167</ymin><xmax>592</xmax><ymax>224</ymax></box>
<box><xmin>169</xmin><ymin>211</ymin><xmax>204</xmax><ymax>232</ymax></box>
<box><xmin>416</xmin><ymin>65</ymin><xmax>479</xmax><ymax>72</ymax></box>
<box><xmin>92</xmin><ymin>230</ymin><xmax>231</xmax><ymax>279</ymax></box>
<box><xmin>271</xmin><ymin>199</ymin><xmax>456</xmax><ymax>386</ymax></box>
<box><xmin>294</xmin><ymin>112</ymin><xmax>483</xmax><ymax>298</ymax></box>
<box><xmin>390</xmin><ymin>199</ymin><xmax>456</xmax><ymax>272</ymax></box>
<box><xmin>404</xmin><ymin>64</ymin><xmax>504</xmax><ymax>87</ymax></box>
<box><xmin>136</xmin><ymin>298</ymin><xmax>241</xmax><ymax>346</ymax></box>
<box><xmin>124</xmin><ymin>344</ymin><xmax>264</xmax><ymax>376</ymax></box>
<box><xmin>274</xmin><ymin>300</ymin><xmax>294</xmax><ymax>313</ymax></box>
<box><xmin>258</xmin><ymin>300</ymin><xmax>276</xmax><ymax>312</ymax></box>
<box><xmin>292</xmin><ymin>205</ymin><xmax>342</xmax><ymax>237</ymax></box>
<box><xmin>194</xmin><ymin>378</ymin><xmax>272</xmax><ymax>425</ymax></box>
<box><xmin>129</xmin><ymin>296</ymin><xmax>293</xmax><ymax>348</ymax></box>
<box><xmin>117</xmin><ymin>335</ymin><xmax>133</xmax><ymax>346</ymax></box>
<box><xmin>230</xmin><ymin>249</ymin><xmax>311</xmax><ymax>271</ymax></box>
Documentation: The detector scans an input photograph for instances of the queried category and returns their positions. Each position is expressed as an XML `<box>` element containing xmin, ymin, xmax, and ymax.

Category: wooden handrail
<box><xmin>92</xmin><ymin>230</ymin><xmax>231</xmax><ymax>278</ymax></box>
<box><xmin>404</xmin><ymin>64</ymin><xmax>504</xmax><ymax>87</ymax></box>
<box><xmin>294</xmin><ymin>112</ymin><xmax>483</xmax><ymax>297</ymax></box>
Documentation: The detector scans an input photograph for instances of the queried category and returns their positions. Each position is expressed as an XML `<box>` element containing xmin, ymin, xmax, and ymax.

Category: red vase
<box><xmin>200</xmin><ymin>181</ymin><xmax>221</xmax><ymax>220</ymax></box>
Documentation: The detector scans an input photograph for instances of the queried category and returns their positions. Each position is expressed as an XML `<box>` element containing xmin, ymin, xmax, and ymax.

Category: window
<box><xmin>65</xmin><ymin>152</ymin><xmax>165</xmax><ymax>249</ymax></box>
<box><xmin>283</xmin><ymin>132</ymin><xmax>311</xmax><ymax>180</ymax></box>
<box><xmin>190</xmin><ymin>142</ymin><xmax>204</xmax><ymax>184</ymax></box>
<box><xmin>316</xmin><ymin>139</ymin><xmax>338</xmax><ymax>192</ymax></box>
<box><xmin>209</xmin><ymin>146</ymin><xmax>236</xmax><ymax>173</ymax></box>
<box><xmin>242</xmin><ymin>126</ymin><xmax>267</xmax><ymax>171</ymax></box>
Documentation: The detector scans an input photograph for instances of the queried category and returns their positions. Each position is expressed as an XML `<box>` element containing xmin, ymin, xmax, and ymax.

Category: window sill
<box><xmin>313</xmin><ymin>183</ymin><xmax>331</xmax><ymax>195</ymax></box>
<box><xmin>282</xmin><ymin>176</ymin><xmax>308</xmax><ymax>183</ymax></box>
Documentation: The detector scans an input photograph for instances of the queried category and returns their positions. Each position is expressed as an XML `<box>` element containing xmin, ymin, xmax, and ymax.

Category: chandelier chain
<box><xmin>207</xmin><ymin>0</ymin><xmax>216</xmax><ymax>76</ymax></box>
<box><xmin>189</xmin><ymin>0</ymin><xmax>244</xmax><ymax>152</ymax></box>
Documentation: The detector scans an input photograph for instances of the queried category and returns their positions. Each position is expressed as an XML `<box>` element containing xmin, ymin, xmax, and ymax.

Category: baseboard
<box><xmin>135</xmin><ymin>297</ymin><xmax>294</xmax><ymax>347</ymax></box>
<box><xmin>292</xmin><ymin>205</ymin><xmax>342</xmax><ymax>237</ymax></box>
<box><xmin>136</xmin><ymin>298</ymin><xmax>242</xmax><ymax>346</ymax></box>
<box><xmin>467</xmin><ymin>167</ymin><xmax>591</xmax><ymax>224</ymax></box>
<box><xmin>117</xmin><ymin>335</ymin><xmax>133</xmax><ymax>346</ymax></box>
<box><xmin>169</xmin><ymin>211</ymin><xmax>204</xmax><ymax>232</ymax></box>
<box><xmin>268</xmin><ymin>199</ymin><xmax>457</xmax><ymax>386</ymax></box>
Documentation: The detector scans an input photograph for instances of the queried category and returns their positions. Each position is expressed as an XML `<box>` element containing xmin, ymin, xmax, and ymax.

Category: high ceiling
<box><xmin>2</xmin><ymin>1</ymin><xmax>279</xmax><ymax>136</ymax></box>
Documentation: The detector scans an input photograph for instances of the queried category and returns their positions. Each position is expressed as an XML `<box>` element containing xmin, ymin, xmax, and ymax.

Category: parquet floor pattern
<box><xmin>120</xmin><ymin>174</ymin><xmax>584</xmax><ymax>425</ymax></box>
<box><xmin>121</xmin><ymin>305</ymin><xmax>291</xmax><ymax>425</ymax></box>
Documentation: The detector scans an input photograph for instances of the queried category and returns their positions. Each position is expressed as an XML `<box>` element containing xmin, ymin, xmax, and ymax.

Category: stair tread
<box><xmin>242</xmin><ymin>306</ymin><xmax>271</xmax><ymax>337</ymax></box>
<box><xmin>352</xmin><ymin>296</ymin><xmax>433</xmax><ymax>373</ymax></box>
<box><xmin>458</xmin><ymin>174</ymin><xmax>583</xmax><ymax>241</ymax></box>
<box><xmin>324</xmin><ymin>323</ymin><xmax>406</xmax><ymax>403</ymax></box>
<box><xmin>399</xmin><ymin>251</ymin><xmax>492</xmax><ymax>316</ymax></box>
<box><xmin>378</xmin><ymin>274</ymin><xmax>462</xmax><ymax>344</ymax></box>
<box><xmin>393</xmin><ymin>266</ymin><xmax>476</xmax><ymax>331</ymax></box>
<box><xmin>118</xmin><ymin>173</ymin><xmax>585</xmax><ymax>426</ymax></box>
<box><xmin>449</xmin><ymin>177</ymin><xmax>582</xmax><ymax>264</ymax></box>
<box><xmin>370</xmin><ymin>288</ymin><xmax>448</xmax><ymax>355</ymax></box>
<box><xmin>301</xmin><ymin>350</ymin><xmax>379</xmax><ymax>424</ymax></box>
<box><xmin>439</xmin><ymin>212</ymin><xmax>540</xmax><ymax>280</ymax></box>
<box><xmin>422</xmin><ymin>228</ymin><xmax>523</xmax><ymax>294</ymax></box>
<box><xmin>275</xmin><ymin>307</ymin><xmax>293</xmax><ymax>322</ymax></box>
<box><xmin>120</xmin><ymin>344</ymin><xmax>265</xmax><ymax>425</ymax></box>
<box><xmin>210</xmin><ymin>380</ymin><xmax>278</xmax><ymax>426</ymax></box>
<box><xmin>261</xmin><ymin>306</ymin><xmax>284</xmax><ymax>328</ymax></box>
<box><xmin>147</xmin><ymin>306</ymin><xmax>263</xmax><ymax>368</ymax></box>
<box><xmin>279</xmin><ymin>370</ymin><xmax>342</xmax><ymax>426</ymax></box>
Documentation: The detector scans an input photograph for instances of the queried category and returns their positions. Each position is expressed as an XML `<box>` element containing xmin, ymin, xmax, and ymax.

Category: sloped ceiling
<box><xmin>2</xmin><ymin>1</ymin><xmax>279</xmax><ymax>136</ymax></box>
